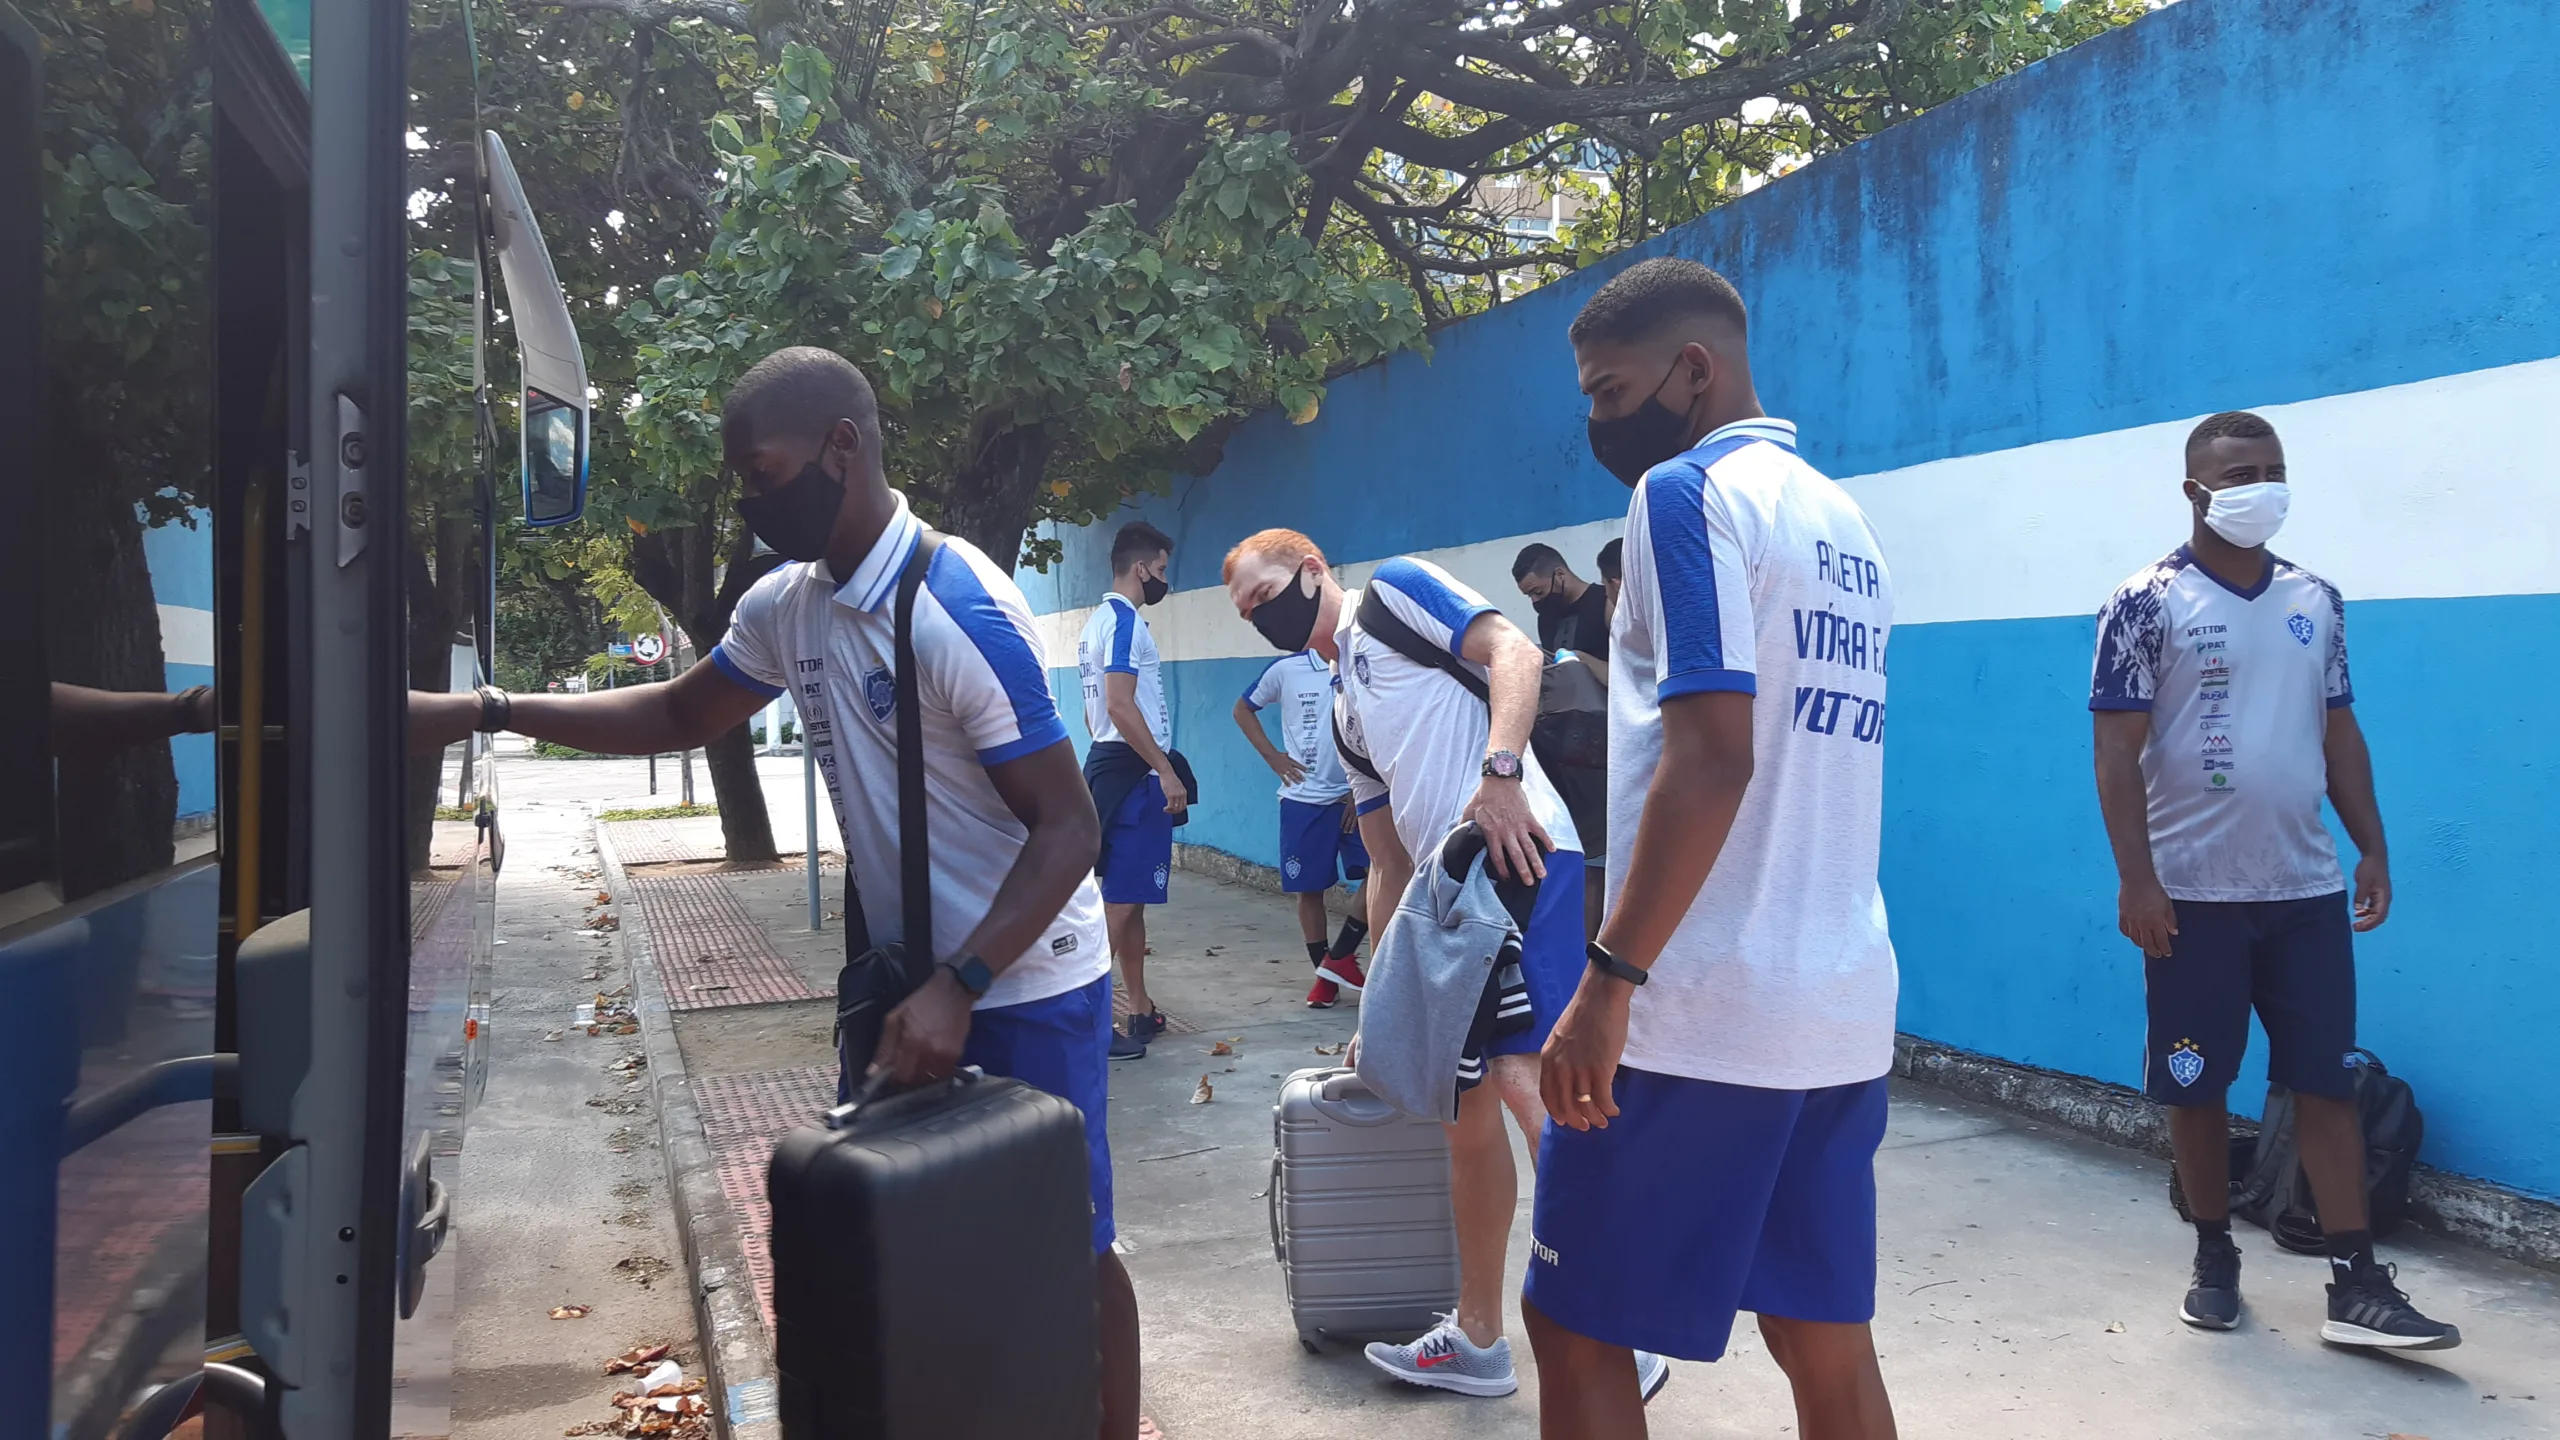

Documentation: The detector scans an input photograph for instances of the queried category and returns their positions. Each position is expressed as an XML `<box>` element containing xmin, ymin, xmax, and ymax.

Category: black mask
<box><xmin>1532</xmin><ymin>588</ymin><xmax>1573</xmax><ymax>619</ymax></box>
<box><xmin>1251</xmin><ymin>570</ymin><xmax>1322</xmax><ymax>653</ymax></box>
<box><xmin>738</xmin><ymin>459</ymin><xmax>845</xmax><ymax>563</ymax></box>
<box><xmin>1586</xmin><ymin>359</ymin><xmax>1698</xmax><ymax>486</ymax></box>
<box><xmin>1140</xmin><ymin>572</ymin><xmax>1170</xmax><ymax>606</ymax></box>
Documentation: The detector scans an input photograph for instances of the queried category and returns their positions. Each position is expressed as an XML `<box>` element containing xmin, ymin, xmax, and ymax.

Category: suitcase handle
<box><xmin>825</xmin><ymin>1066</ymin><xmax>984</xmax><ymax>1130</ymax></box>
<box><xmin>1268</xmin><ymin>1153</ymin><xmax>1284</xmax><ymax>1262</ymax></box>
<box><xmin>1311</xmin><ymin>1074</ymin><xmax>1402</xmax><ymax>1127</ymax></box>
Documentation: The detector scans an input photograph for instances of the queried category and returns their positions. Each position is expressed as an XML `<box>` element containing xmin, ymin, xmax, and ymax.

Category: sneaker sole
<box><xmin>1361</xmin><ymin>1351</ymin><xmax>1517</xmax><ymax>1398</ymax></box>
<box><xmin>2179</xmin><ymin>1303</ymin><xmax>2240</xmax><ymax>1331</ymax></box>
<box><xmin>1305</xmin><ymin>999</ymin><xmax>1336</xmax><ymax>1009</ymax></box>
<box><xmin>1108</xmin><ymin>1045</ymin><xmax>1148</xmax><ymax>1063</ymax></box>
<box><xmin>2320</xmin><ymin>1319</ymin><xmax>2461</xmax><ymax>1351</ymax></box>
<box><xmin>1639</xmin><ymin>1359</ymin><xmax>1670</xmax><ymax>1403</ymax></box>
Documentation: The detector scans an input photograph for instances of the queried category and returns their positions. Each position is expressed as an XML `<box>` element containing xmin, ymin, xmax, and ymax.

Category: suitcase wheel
<box><xmin>1297</xmin><ymin>1330</ymin><xmax>1324</xmax><ymax>1356</ymax></box>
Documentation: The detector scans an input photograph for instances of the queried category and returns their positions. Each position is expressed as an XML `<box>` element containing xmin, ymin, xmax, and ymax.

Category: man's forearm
<box><xmin>2325</xmin><ymin>714</ymin><xmax>2387</xmax><ymax>859</ymax></box>
<box><xmin>1231</xmin><ymin>701</ymin><xmax>1287</xmax><ymax>769</ymax></box>
<box><xmin>1483</xmin><ymin>631</ymin><xmax>1543</xmax><ymax>758</ymax></box>
<box><xmin>2093</xmin><ymin>746</ymin><xmax>2161</xmax><ymax>885</ymax></box>
<box><xmin>507</xmin><ymin>687</ymin><xmax>695</xmax><ymax>756</ymax></box>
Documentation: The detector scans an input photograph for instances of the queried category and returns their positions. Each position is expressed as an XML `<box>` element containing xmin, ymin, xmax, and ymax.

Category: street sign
<box><xmin>632</xmin><ymin>632</ymin><xmax>668</xmax><ymax>665</ymax></box>
<box><xmin>607</xmin><ymin>641</ymin><xmax>633</xmax><ymax>658</ymax></box>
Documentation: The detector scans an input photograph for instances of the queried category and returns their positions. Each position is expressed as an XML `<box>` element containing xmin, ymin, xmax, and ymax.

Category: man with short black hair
<box><xmin>1512</xmin><ymin>542</ymin><xmax>1610</xmax><ymax>662</ymax></box>
<box><xmin>410</xmin><ymin>345</ymin><xmax>1144</xmax><ymax>1439</ymax></box>
<box><xmin>2091</xmin><ymin>410</ymin><xmax>2457</xmax><ymax>1351</ymax></box>
<box><xmin>1534</xmin><ymin>256</ymin><xmax>1900</xmax><ymax>1440</ymax></box>
<box><xmin>1595</xmin><ymin>538</ymin><xmax>1624</xmax><ymax>626</ymax></box>
<box><xmin>1079</xmin><ymin>519</ymin><xmax>1184</xmax><ymax>1059</ymax></box>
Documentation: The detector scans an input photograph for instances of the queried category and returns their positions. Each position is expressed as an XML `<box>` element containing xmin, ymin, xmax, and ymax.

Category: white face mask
<box><xmin>2198</xmin><ymin>480</ymin><xmax>2290</xmax><ymax>549</ymax></box>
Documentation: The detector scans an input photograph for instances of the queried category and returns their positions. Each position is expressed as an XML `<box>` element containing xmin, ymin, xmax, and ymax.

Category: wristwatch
<box><xmin>938</xmin><ymin>954</ymin><xmax>994</xmax><ymax>998</ymax></box>
<box><xmin>474</xmin><ymin>684</ymin><xmax>513</xmax><ymax>735</ymax></box>
<box><xmin>1586</xmin><ymin>939</ymin><xmax>1649</xmax><ymax>987</ymax></box>
<box><xmin>1481</xmin><ymin>749</ymin><xmax>1524</xmax><ymax>781</ymax></box>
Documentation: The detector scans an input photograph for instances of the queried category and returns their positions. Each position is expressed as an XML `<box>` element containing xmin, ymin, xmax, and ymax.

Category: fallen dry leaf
<box><xmin>1190</xmin><ymin>1074</ymin><xmax>1214</xmax><ymax>1105</ymax></box>
<box><xmin>603</xmin><ymin>1342</ymin><xmax>670</xmax><ymax>1375</ymax></box>
<box><xmin>1207</xmin><ymin>1041</ymin><xmax>1233</xmax><ymax>1057</ymax></box>
<box><xmin>1313</xmin><ymin>1042</ymin><xmax>1346</xmax><ymax>1056</ymax></box>
<box><xmin>550</xmin><ymin>1304</ymin><xmax>592</xmax><ymax>1320</ymax></box>
<box><xmin>2103</xmin><ymin>1320</ymin><xmax>2124</xmax><ymax>1334</ymax></box>
<box><xmin>595</xmin><ymin>892</ymin><xmax>613</xmax><ymax>905</ymax></box>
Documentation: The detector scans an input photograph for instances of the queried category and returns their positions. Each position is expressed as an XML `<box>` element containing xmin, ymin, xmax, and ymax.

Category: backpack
<box><xmin>2169</xmin><ymin>1049</ymin><xmax>2423</xmax><ymax>1252</ymax></box>
<box><xmin>1332</xmin><ymin>584</ymin><xmax>1607</xmax><ymax>779</ymax></box>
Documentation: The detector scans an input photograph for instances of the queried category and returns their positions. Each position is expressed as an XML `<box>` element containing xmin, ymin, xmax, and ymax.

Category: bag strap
<box><xmin>1356</xmin><ymin>585</ymin><xmax>1489</xmax><ymax>706</ymax></box>
<box><xmin>894</xmin><ymin>528</ymin><xmax>945</xmax><ymax>976</ymax></box>
<box><xmin>1333</xmin><ymin>709</ymin><xmax>1380</xmax><ymax>784</ymax></box>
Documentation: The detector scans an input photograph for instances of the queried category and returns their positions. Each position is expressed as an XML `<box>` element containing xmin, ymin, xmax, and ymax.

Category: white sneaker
<box><xmin>1636</xmin><ymin>1349</ymin><xmax>1671</xmax><ymax>1402</ymax></box>
<box><xmin>1363</xmin><ymin>1313</ymin><xmax>1519</xmax><ymax>1397</ymax></box>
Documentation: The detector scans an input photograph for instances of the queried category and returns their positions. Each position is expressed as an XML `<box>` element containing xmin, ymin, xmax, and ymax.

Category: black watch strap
<box><xmin>475</xmin><ymin>685</ymin><xmax>512</xmax><ymax>735</ymax></box>
<box><xmin>1586</xmin><ymin>939</ymin><xmax>1648</xmax><ymax>987</ymax></box>
<box><xmin>939</xmin><ymin>954</ymin><xmax>994</xmax><ymax>998</ymax></box>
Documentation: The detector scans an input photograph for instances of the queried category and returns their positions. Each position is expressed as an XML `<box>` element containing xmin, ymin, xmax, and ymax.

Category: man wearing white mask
<box><xmin>2090</xmin><ymin>411</ymin><xmax>2456</xmax><ymax>1350</ymax></box>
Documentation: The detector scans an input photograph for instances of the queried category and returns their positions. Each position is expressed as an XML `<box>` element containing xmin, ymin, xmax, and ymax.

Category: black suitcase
<box><xmin>768</xmin><ymin>1070</ymin><xmax>1100</xmax><ymax>1439</ymax></box>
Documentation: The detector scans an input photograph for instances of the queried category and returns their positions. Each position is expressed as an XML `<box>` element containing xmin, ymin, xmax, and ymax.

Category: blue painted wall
<box><xmin>1022</xmin><ymin>0</ymin><xmax>2560</xmax><ymax>1198</ymax></box>
<box><xmin>139</xmin><ymin>506</ymin><xmax>216</xmax><ymax>821</ymax></box>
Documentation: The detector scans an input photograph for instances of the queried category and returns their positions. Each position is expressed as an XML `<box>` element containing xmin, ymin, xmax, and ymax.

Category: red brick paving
<box><xmin>625</xmin><ymin>873</ymin><xmax>823</xmax><ymax>1010</ymax></box>
<box><xmin>690</xmin><ymin>1064</ymin><xmax>837</xmax><ymax>1332</ymax></box>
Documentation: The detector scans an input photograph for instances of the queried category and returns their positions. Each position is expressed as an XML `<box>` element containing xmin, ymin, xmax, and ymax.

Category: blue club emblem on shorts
<box><xmin>1283</xmin><ymin>855</ymin><xmax>1302</xmax><ymax>880</ymax></box>
<box><xmin>2166</xmin><ymin>1038</ymin><xmax>2205</xmax><ymax>1088</ymax></box>
<box><xmin>1153</xmin><ymin>863</ymin><xmax>1170</xmax><ymax>890</ymax></box>
<box><xmin>2286</xmin><ymin>609</ymin><xmax>2315</xmax><ymax>646</ymax></box>
<box><xmin>862</xmin><ymin>665</ymin><xmax>896</xmax><ymax>722</ymax></box>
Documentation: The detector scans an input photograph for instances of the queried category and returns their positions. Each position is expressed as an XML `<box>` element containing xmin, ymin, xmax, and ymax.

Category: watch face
<box><xmin>1485</xmin><ymin>751</ymin><xmax>1522</xmax><ymax>779</ymax></box>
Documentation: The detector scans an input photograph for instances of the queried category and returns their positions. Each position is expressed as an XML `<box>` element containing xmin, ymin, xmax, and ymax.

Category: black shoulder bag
<box><xmin>1333</xmin><ymin>583</ymin><xmax>1493</xmax><ymax>785</ymax></box>
<box><xmin>833</xmin><ymin>529</ymin><xmax>947</xmax><ymax>1102</ymax></box>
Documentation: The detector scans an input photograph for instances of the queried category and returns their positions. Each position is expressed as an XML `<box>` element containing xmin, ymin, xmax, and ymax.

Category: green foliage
<box><xmin>597</xmin><ymin>803</ymin><xmax>720</xmax><ymax>820</ymax></box>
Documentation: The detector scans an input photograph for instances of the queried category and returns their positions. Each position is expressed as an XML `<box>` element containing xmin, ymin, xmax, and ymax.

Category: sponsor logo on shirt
<box><xmin>2195</xmin><ymin>638</ymin><xmax>2226</xmax><ymax>655</ymax></box>
<box><xmin>2201</xmin><ymin>734</ymin><xmax>2233</xmax><ymax>755</ymax></box>
<box><xmin>2207</xmin><ymin>772</ymin><xmax>2235</xmax><ymax>792</ymax></box>
<box><xmin>1791</xmin><ymin>686</ymin><xmax>1886</xmax><ymax>743</ymax></box>
<box><xmin>2202</xmin><ymin>758</ymin><xmax>2234</xmax><ymax>773</ymax></box>
<box><xmin>1051</xmin><ymin>933</ymin><xmax>1078</xmax><ymax>956</ymax></box>
<box><xmin>2185</xmin><ymin>624</ymin><xmax>2228</xmax><ymax>638</ymax></box>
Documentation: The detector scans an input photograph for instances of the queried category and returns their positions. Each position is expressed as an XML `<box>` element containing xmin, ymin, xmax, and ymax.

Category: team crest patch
<box><xmin>2166</xmin><ymin>1038</ymin><xmax>2206</xmax><ymax>1088</ymax></box>
<box><xmin>1153</xmin><ymin>863</ymin><xmax>1170</xmax><ymax>891</ymax></box>
<box><xmin>2286</xmin><ymin>608</ymin><xmax>2315</xmax><ymax>647</ymax></box>
<box><xmin>862</xmin><ymin>665</ymin><xmax>896</xmax><ymax>722</ymax></box>
<box><xmin>1353</xmin><ymin>652</ymin><xmax>1372</xmax><ymax>687</ymax></box>
<box><xmin>1283</xmin><ymin>856</ymin><xmax>1303</xmax><ymax>881</ymax></box>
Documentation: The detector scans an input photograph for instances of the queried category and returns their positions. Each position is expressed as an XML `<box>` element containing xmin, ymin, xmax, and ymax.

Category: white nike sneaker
<box><xmin>1363</xmin><ymin>1313</ymin><xmax>1519</xmax><ymax>1397</ymax></box>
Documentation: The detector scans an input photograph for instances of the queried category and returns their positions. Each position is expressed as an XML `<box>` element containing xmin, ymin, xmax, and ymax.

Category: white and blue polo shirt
<box><xmin>1333</xmin><ymin>557</ymin><xmax>1579</xmax><ymax>865</ymax></box>
<box><xmin>1076</xmin><ymin>593</ymin><xmax>1170</xmax><ymax>749</ymax></box>
<box><xmin>1610</xmin><ymin>417</ymin><xmax>1899</xmax><ymax>1092</ymax></box>
<box><xmin>707</xmin><ymin>493</ymin><xmax>1110</xmax><ymax>1011</ymax></box>
<box><xmin>2090</xmin><ymin>545</ymin><xmax>2353</xmax><ymax>902</ymax></box>
<box><xmin>1242</xmin><ymin>651</ymin><xmax>1349</xmax><ymax>804</ymax></box>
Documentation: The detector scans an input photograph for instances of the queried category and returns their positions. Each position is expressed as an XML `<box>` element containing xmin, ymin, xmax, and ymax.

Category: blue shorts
<box><xmin>957</xmin><ymin>975</ymin><xmax>1117</xmax><ymax>1254</ymax></box>
<box><xmin>1525</xmin><ymin>1068</ymin><xmax>1889</xmax><ymax>1361</ymax></box>
<box><xmin>1278</xmin><ymin>798</ymin><xmax>1369</xmax><ymax>893</ymax></box>
<box><xmin>2145</xmin><ymin>892</ymin><xmax>2357</xmax><ymax>1103</ymax></box>
<box><xmin>1098</xmin><ymin>776</ymin><xmax>1173</xmax><ymax>905</ymax></box>
<box><xmin>1488</xmin><ymin>849</ymin><xmax>1585</xmax><ymax>1059</ymax></box>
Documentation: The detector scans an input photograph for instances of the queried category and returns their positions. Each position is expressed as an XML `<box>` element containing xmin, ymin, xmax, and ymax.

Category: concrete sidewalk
<box><xmin>530</xmin><ymin>752</ymin><xmax>2560</xmax><ymax>1440</ymax></box>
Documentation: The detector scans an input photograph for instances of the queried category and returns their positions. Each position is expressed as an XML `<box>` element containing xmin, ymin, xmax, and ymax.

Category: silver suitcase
<box><xmin>1269</xmin><ymin>1067</ymin><xmax>1459</xmax><ymax>1353</ymax></box>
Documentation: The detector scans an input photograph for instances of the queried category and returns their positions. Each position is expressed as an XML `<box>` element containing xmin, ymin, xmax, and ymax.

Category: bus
<box><xmin>2</xmin><ymin>0</ymin><xmax>589</xmax><ymax>1431</ymax></box>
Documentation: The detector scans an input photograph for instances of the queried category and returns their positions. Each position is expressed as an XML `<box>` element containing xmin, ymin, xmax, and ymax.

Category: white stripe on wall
<box><xmin>159</xmin><ymin>604</ymin><xmax>215</xmax><ymax>668</ymax></box>
<box><xmin>1034</xmin><ymin>355</ymin><xmax>2560</xmax><ymax>664</ymax></box>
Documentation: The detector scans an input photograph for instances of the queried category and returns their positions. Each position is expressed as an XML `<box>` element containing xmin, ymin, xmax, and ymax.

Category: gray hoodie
<box><xmin>1355</xmin><ymin>831</ymin><xmax>1531</xmax><ymax>1123</ymax></box>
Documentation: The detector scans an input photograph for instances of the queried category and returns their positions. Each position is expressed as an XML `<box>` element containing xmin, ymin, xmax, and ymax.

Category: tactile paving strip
<box><xmin>602</xmin><ymin>818</ymin><xmax>729</xmax><ymax>866</ymax></box>
<box><xmin>692</xmin><ymin>1064</ymin><xmax>836</xmax><ymax>1332</ymax></box>
<box><xmin>625</xmin><ymin>873</ymin><xmax>823</xmax><ymax>1009</ymax></box>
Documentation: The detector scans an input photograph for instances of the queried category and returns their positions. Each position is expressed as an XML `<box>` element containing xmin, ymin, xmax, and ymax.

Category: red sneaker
<box><xmin>1316</xmin><ymin>953</ymin><xmax>1366</xmax><ymax>993</ymax></box>
<box><xmin>1305</xmin><ymin>977</ymin><xmax>1341</xmax><ymax>1009</ymax></box>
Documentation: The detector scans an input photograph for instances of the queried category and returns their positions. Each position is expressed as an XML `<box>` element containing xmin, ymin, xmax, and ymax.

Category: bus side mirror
<box><xmin>481</xmin><ymin>130</ymin><xmax>588</xmax><ymax>528</ymax></box>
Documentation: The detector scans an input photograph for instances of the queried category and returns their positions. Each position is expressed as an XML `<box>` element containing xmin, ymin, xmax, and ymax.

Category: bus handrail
<box><xmin>60</xmin><ymin>1053</ymin><xmax>239</xmax><ymax>1158</ymax></box>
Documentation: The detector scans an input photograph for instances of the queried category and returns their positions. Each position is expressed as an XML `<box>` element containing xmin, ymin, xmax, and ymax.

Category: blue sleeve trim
<box><xmin>1108</xmin><ymin>598</ymin><xmax>1137</xmax><ymax>672</ymax></box>
<box><xmin>927</xmin><ymin>547</ymin><xmax>1070</xmax><ymax>743</ymax></box>
<box><xmin>1355</xmin><ymin>794</ymin><xmax>1392</xmax><ymax>817</ymax></box>
<box><xmin>2088</xmin><ymin>696</ymin><xmax>2154</xmax><ymax>712</ymax></box>
<box><xmin>1645</xmin><ymin>460</ymin><xmax>1731</xmax><ymax>680</ymax></box>
<box><xmin>1371</xmin><ymin>558</ymin><xmax>1490</xmax><ymax>656</ymax></box>
<box><xmin>978</xmin><ymin>721</ymin><xmax>1070</xmax><ymax>767</ymax></box>
<box><xmin>707</xmin><ymin>645</ymin><xmax>786</xmax><ymax>701</ymax></box>
<box><xmin>2325</xmin><ymin>692</ymin><xmax>2355</xmax><ymax>710</ymax></box>
<box><xmin>1659</xmin><ymin>669</ymin><xmax>1757</xmax><ymax>700</ymax></box>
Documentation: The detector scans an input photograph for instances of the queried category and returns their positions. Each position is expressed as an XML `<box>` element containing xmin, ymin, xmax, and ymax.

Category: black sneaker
<box><xmin>2323</xmin><ymin>1258</ymin><xmax>2461</xmax><ymax>1351</ymax></box>
<box><xmin>1108</xmin><ymin>1027</ymin><xmax>1149</xmax><ymax>1062</ymax></box>
<box><xmin>2180</xmin><ymin>1234</ymin><xmax>2243</xmax><ymax>1330</ymax></box>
